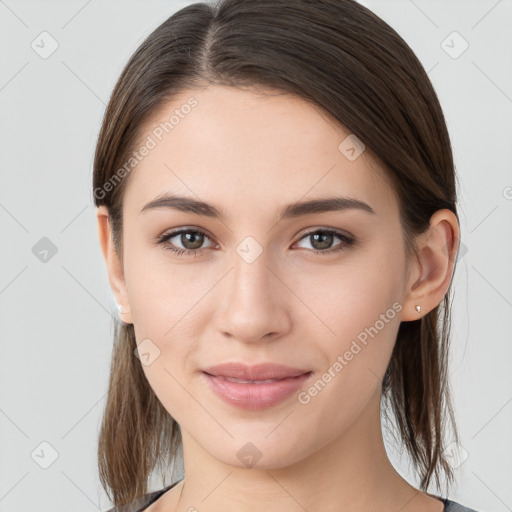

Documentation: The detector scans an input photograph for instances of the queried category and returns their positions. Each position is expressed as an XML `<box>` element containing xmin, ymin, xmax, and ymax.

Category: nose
<box><xmin>213</xmin><ymin>247</ymin><xmax>292</xmax><ymax>344</ymax></box>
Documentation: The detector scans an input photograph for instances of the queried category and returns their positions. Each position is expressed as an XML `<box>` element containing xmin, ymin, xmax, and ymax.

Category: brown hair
<box><xmin>93</xmin><ymin>0</ymin><xmax>460</xmax><ymax>506</ymax></box>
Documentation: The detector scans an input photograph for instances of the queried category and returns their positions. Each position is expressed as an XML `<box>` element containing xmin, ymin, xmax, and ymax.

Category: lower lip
<box><xmin>202</xmin><ymin>371</ymin><xmax>312</xmax><ymax>410</ymax></box>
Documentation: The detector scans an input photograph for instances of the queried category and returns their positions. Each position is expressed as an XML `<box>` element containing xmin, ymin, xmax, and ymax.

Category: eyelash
<box><xmin>156</xmin><ymin>227</ymin><xmax>355</xmax><ymax>257</ymax></box>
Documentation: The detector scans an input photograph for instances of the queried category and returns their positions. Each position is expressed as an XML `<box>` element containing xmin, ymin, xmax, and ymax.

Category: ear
<box><xmin>96</xmin><ymin>205</ymin><xmax>133</xmax><ymax>324</ymax></box>
<box><xmin>401</xmin><ymin>209</ymin><xmax>460</xmax><ymax>321</ymax></box>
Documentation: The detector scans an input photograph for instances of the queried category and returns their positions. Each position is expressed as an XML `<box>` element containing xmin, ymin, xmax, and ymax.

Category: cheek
<box><xmin>129</xmin><ymin>265</ymin><xmax>202</xmax><ymax>424</ymax></box>
<box><xmin>291</xmin><ymin>275</ymin><xmax>402</xmax><ymax>446</ymax></box>
<box><xmin>139</xmin><ymin>358</ymin><xmax>194</xmax><ymax>431</ymax></box>
<box><xmin>288</xmin><ymin>247</ymin><xmax>404</xmax><ymax>400</ymax></box>
<box><xmin>288</xmin><ymin>247</ymin><xmax>404</xmax><ymax>345</ymax></box>
<box><xmin>123</xmin><ymin>235</ymin><xmax>209</xmax><ymax>333</ymax></box>
<box><xmin>123</xmin><ymin>243</ymin><xmax>211</xmax><ymax>399</ymax></box>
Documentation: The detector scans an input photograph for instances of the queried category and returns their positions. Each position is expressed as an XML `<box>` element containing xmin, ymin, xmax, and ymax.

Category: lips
<box><xmin>202</xmin><ymin>362</ymin><xmax>310</xmax><ymax>381</ymax></box>
<box><xmin>200</xmin><ymin>362</ymin><xmax>313</xmax><ymax>410</ymax></box>
<box><xmin>202</xmin><ymin>372</ymin><xmax>312</xmax><ymax>410</ymax></box>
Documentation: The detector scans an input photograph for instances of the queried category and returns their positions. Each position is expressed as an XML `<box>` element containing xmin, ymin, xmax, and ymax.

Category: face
<box><xmin>109</xmin><ymin>85</ymin><xmax>413</xmax><ymax>468</ymax></box>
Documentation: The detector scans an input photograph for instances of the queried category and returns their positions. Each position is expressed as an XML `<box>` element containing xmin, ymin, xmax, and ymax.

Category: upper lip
<box><xmin>202</xmin><ymin>362</ymin><xmax>311</xmax><ymax>380</ymax></box>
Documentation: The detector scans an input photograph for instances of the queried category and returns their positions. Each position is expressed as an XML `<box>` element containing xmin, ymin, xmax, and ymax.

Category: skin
<box><xmin>97</xmin><ymin>85</ymin><xmax>459</xmax><ymax>512</ymax></box>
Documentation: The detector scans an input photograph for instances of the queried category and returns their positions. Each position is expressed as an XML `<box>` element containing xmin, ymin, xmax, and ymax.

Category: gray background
<box><xmin>0</xmin><ymin>0</ymin><xmax>511</xmax><ymax>511</ymax></box>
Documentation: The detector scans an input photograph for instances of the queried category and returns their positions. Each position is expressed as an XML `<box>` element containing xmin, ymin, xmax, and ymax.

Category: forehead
<box><xmin>123</xmin><ymin>85</ymin><xmax>398</xmax><ymax>221</ymax></box>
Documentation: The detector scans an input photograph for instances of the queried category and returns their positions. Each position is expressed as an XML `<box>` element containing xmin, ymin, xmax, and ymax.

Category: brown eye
<box><xmin>157</xmin><ymin>228</ymin><xmax>215</xmax><ymax>256</ymax></box>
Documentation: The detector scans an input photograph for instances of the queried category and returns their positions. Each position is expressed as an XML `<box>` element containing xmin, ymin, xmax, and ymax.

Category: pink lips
<box><xmin>201</xmin><ymin>362</ymin><xmax>312</xmax><ymax>410</ymax></box>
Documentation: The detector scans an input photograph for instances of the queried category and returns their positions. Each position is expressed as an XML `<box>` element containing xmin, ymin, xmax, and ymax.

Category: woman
<box><xmin>93</xmin><ymin>0</ymin><xmax>480</xmax><ymax>511</ymax></box>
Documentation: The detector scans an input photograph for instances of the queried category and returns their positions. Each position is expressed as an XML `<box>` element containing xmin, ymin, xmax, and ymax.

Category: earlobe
<box><xmin>401</xmin><ymin>209</ymin><xmax>460</xmax><ymax>321</ymax></box>
<box><xmin>96</xmin><ymin>205</ymin><xmax>133</xmax><ymax>324</ymax></box>
<box><xmin>117</xmin><ymin>303</ymin><xmax>132</xmax><ymax>324</ymax></box>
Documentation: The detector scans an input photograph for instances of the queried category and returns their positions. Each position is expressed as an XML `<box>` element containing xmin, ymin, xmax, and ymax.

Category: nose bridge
<box><xmin>231</xmin><ymin>244</ymin><xmax>273</xmax><ymax>303</ymax></box>
<box><xmin>215</xmin><ymin>240</ymin><xmax>290</xmax><ymax>342</ymax></box>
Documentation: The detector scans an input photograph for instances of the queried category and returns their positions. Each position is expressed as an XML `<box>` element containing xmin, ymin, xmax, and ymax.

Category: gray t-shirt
<box><xmin>105</xmin><ymin>479</ymin><xmax>481</xmax><ymax>512</ymax></box>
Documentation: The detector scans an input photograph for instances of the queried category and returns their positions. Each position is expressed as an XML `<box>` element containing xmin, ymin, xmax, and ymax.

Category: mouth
<box><xmin>201</xmin><ymin>370</ymin><xmax>313</xmax><ymax>410</ymax></box>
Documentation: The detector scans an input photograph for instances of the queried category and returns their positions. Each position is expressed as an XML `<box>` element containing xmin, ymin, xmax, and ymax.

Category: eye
<box><xmin>156</xmin><ymin>227</ymin><xmax>355</xmax><ymax>257</ymax></box>
<box><xmin>156</xmin><ymin>228</ymin><xmax>216</xmax><ymax>257</ymax></box>
<box><xmin>293</xmin><ymin>228</ymin><xmax>355</xmax><ymax>255</ymax></box>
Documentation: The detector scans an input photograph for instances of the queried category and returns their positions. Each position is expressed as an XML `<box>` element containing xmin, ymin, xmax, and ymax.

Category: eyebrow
<box><xmin>140</xmin><ymin>193</ymin><xmax>376</xmax><ymax>220</ymax></box>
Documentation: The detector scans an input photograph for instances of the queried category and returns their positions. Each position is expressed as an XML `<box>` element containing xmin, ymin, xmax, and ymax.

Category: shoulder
<box><xmin>443</xmin><ymin>499</ymin><xmax>482</xmax><ymax>512</ymax></box>
<box><xmin>103</xmin><ymin>481</ymin><xmax>179</xmax><ymax>512</ymax></box>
